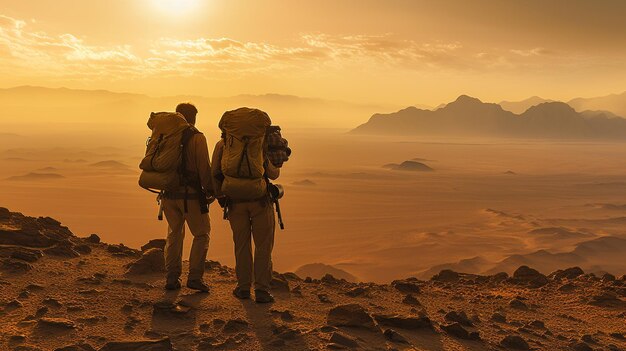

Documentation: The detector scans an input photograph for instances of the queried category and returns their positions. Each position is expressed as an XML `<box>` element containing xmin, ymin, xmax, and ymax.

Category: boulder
<box><xmin>391</xmin><ymin>280</ymin><xmax>421</xmax><ymax>294</ymax></box>
<box><xmin>327</xmin><ymin>304</ymin><xmax>377</xmax><ymax>330</ymax></box>
<box><xmin>589</xmin><ymin>291</ymin><xmax>625</xmax><ymax>307</ymax></box>
<box><xmin>431</xmin><ymin>269</ymin><xmax>459</xmax><ymax>282</ymax></box>
<box><xmin>441</xmin><ymin>322</ymin><xmax>480</xmax><ymax>340</ymax></box>
<box><xmin>509</xmin><ymin>298</ymin><xmax>528</xmax><ymax>310</ymax></box>
<box><xmin>98</xmin><ymin>338</ymin><xmax>173</xmax><ymax>351</ymax></box>
<box><xmin>444</xmin><ymin>311</ymin><xmax>473</xmax><ymax>326</ymax></box>
<box><xmin>383</xmin><ymin>329</ymin><xmax>409</xmax><ymax>344</ymax></box>
<box><xmin>37</xmin><ymin>317</ymin><xmax>76</xmax><ymax>330</ymax></box>
<box><xmin>125</xmin><ymin>249</ymin><xmax>165</xmax><ymax>275</ymax></box>
<box><xmin>402</xmin><ymin>294</ymin><xmax>421</xmax><ymax>306</ymax></box>
<box><xmin>329</xmin><ymin>332</ymin><xmax>359</xmax><ymax>348</ymax></box>
<box><xmin>551</xmin><ymin>267</ymin><xmax>584</xmax><ymax>280</ymax></box>
<box><xmin>512</xmin><ymin>266</ymin><xmax>548</xmax><ymax>288</ymax></box>
<box><xmin>86</xmin><ymin>234</ymin><xmax>101</xmax><ymax>244</ymax></box>
<box><xmin>0</xmin><ymin>207</ymin><xmax>10</xmax><ymax>219</ymax></box>
<box><xmin>500</xmin><ymin>335</ymin><xmax>529</xmax><ymax>350</ymax></box>
<box><xmin>44</xmin><ymin>241</ymin><xmax>80</xmax><ymax>258</ymax></box>
<box><xmin>2</xmin><ymin>258</ymin><xmax>33</xmax><ymax>272</ymax></box>
<box><xmin>491</xmin><ymin>313</ymin><xmax>506</xmax><ymax>323</ymax></box>
<box><xmin>373</xmin><ymin>313</ymin><xmax>432</xmax><ymax>330</ymax></box>
<box><xmin>10</xmin><ymin>248</ymin><xmax>43</xmax><ymax>262</ymax></box>
<box><xmin>271</xmin><ymin>274</ymin><xmax>290</xmax><ymax>291</ymax></box>
<box><xmin>141</xmin><ymin>239</ymin><xmax>166</xmax><ymax>252</ymax></box>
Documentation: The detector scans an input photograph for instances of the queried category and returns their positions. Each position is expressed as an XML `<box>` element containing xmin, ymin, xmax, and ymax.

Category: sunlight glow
<box><xmin>152</xmin><ymin>0</ymin><xmax>200</xmax><ymax>15</ymax></box>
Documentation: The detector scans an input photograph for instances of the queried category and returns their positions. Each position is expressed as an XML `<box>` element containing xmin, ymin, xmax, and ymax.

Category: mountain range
<box><xmin>352</xmin><ymin>95</ymin><xmax>626</xmax><ymax>139</ymax></box>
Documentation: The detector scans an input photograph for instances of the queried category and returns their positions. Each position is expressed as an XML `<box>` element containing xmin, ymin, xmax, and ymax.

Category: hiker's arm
<box><xmin>194</xmin><ymin>134</ymin><xmax>213</xmax><ymax>196</ymax></box>
<box><xmin>211</xmin><ymin>140</ymin><xmax>224</xmax><ymax>195</ymax></box>
<box><xmin>265</xmin><ymin>160</ymin><xmax>280</xmax><ymax>180</ymax></box>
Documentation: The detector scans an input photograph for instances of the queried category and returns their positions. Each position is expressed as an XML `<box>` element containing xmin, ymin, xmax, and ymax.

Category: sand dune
<box><xmin>6</xmin><ymin>172</ymin><xmax>65</xmax><ymax>181</ymax></box>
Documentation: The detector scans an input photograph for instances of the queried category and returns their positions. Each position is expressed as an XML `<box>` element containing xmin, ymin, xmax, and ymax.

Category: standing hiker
<box><xmin>138</xmin><ymin>103</ymin><xmax>213</xmax><ymax>292</ymax></box>
<box><xmin>211</xmin><ymin>107</ymin><xmax>290</xmax><ymax>303</ymax></box>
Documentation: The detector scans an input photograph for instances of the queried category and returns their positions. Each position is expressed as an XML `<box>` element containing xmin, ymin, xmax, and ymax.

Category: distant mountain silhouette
<box><xmin>499</xmin><ymin>96</ymin><xmax>553</xmax><ymax>114</ymax></box>
<box><xmin>352</xmin><ymin>95</ymin><xmax>626</xmax><ymax>139</ymax></box>
<box><xmin>568</xmin><ymin>91</ymin><xmax>626</xmax><ymax>118</ymax></box>
<box><xmin>383</xmin><ymin>160</ymin><xmax>434</xmax><ymax>172</ymax></box>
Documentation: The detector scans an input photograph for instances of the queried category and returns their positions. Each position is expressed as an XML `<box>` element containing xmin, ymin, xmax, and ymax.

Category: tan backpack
<box><xmin>138</xmin><ymin>112</ymin><xmax>199</xmax><ymax>192</ymax></box>
<box><xmin>218</xmin><ymin>107</ymin><xmax>271</xmax><ymax>200</ymax></box>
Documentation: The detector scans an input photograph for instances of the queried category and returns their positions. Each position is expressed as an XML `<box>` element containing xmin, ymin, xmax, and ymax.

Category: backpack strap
<box><xmin>179</xmin><ymin>126</ymin><xmax>201</xmax><ymax>213</ymax></box>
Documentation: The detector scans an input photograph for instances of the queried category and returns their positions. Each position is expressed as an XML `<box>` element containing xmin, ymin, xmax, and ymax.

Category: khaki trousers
<box><xmin>163</xmin><ymin>198</ymin><xmax>210</xmax><ymax>281</ymax></box>
<box><xmin>228</xmin><ymin>199</ymin><xmax>275</xmax><ymax>292</ymax></box>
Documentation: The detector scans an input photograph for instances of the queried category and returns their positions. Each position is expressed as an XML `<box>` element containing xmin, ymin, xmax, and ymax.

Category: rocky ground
<box><xmin>0</xmin><ymin>207</ymin><xmax>625</xmax><ymax>351</ymax></box>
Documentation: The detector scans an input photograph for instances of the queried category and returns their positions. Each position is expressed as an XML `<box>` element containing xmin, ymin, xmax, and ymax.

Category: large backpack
<box><xmin>138</xmin><ymin>112</ymin><xmax>199</xmax><ymax>192</ymax></box>
<box><xmin>219</xmin><ymin>107</ymin><xmax>271</xmax><ymax>200</ymax></box>
<box><xmin>265</xmin><ymin>126</ymin><xmax>291</xmax><ymax>168</ymax></box>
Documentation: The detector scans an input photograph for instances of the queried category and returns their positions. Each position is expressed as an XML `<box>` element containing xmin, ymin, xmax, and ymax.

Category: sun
<box><xmin>152</xmin><ymin>0</ymin><xmax>200</xmax><ymax>15</ymax></box>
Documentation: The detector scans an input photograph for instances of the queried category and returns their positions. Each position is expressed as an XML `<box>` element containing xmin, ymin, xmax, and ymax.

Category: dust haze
<box><xmin>2</xmin><ymin>87</ymin><xmax>626</xmax><ymax>283</ymax></box>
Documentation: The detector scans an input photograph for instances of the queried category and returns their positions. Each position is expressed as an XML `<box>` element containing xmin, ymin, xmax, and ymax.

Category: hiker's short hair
<box><xmin>176</xmin><ymin>103</ymin><xmax>198</xmax><ymax>125</ymax></box>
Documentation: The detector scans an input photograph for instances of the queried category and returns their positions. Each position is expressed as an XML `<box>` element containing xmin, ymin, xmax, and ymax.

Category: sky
<box><xmin>0</xmin><ymin>0</ymin><xmax>625</xmax><ymax>106</ymax></box>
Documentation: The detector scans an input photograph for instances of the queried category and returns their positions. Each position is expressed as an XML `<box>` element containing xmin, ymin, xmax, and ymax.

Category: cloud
<box><xmin>0</xmin><ymin>13</ymin><xmax>612</xmax><ymax>83</ymax></box>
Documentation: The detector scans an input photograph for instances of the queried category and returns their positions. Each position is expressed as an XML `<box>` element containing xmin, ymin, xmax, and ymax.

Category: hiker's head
<box><xmin>176</xmin><ymin>103</ymin><xmax>198</xmax><ymax>125</ymax></box>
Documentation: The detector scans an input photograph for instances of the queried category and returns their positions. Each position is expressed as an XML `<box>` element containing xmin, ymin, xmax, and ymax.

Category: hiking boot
<box><xmin>233</xmin><ymin>287</ymin><xmax>251</xmax><ymax>300</ymax></box>
<box><xmin>186</xmin><ymin>279</ymin><xmax>210</xmax><ymax>293</ymax></box>
<box><xmin>254</xmin><ymin>289</ymin><xmax>275</xmax><ymax>303</ymax></box>
<box><xmin>165</xmin><ymin>278</ymin><xmax>181</xmax><ymax>291</ymax></box>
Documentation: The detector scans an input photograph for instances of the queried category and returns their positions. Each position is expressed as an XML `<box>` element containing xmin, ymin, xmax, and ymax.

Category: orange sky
<box><xmin>0</xmin><ymin>0</ymin><xmax>625</xmax><ymax>106</ymax></box>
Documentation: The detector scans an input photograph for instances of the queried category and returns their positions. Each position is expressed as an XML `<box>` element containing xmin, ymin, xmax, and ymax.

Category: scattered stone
<box><xmin>528</xmin><ymin>320</ymin><xmax>545</xmax><ymax>329</ymax></box>
<box><xmin>509</xmin><ymin>298</ymin><xmax>528</xmax><ymax>310</ymax></box>
<box><xmin>431</xmin><ymin>269</ymin><xmax>459</xmax><ymax>282</ymax></box>
<box><xmin>271</xmin><ymin>274</ymin><xmax>290</xmax><ymax>291</ymax></box>
<box><xmin>589</xmin><ymin>291</ymin><xmax>625</xmax><ymax>307</ymax></box>
<box><xmin>54</xmin><ymin>343</ymin><xmax>96</xmax><ymax>351</ymax></box>
<box><xmin>125</xmin><ymin>249</ymin><xmax>165</xmax><ymax>275</ymax></box>
<box><xmin>402</xmin><ymin>294</ymin><xmax>421</xmax><ymax>306</ymax></box>
<box><xmin>291</xmin><ymin>285</ymin><xmax>303</xmax><ymax>296</ymax></box>
<box><xmin>327</xmin><ymin>304</ymin><xmax>377</xmax><ymax>330</ymax></box>
<box><xmin>37</xmin><ymin>317</ymin><xmax>76</xmax><ymax>330</ymax></box>
<box><xmin>141</xmin><ymin>239</ymin><xmax>166</xmax><ymax>252</ymax></box>
<box><xmin>551</xmin><ymin>267</ymin><xmax>585</xmax><ymax>280</ymax></box>
<box><xmin>124</xmin><ymin>315</ymin><xmax>142</xmax><ymax>331</ymax></box>
<box><xmin>571</xmin><ymin>342</ymin><xmax>593</xmax><ymax>351</ymax></box>
<box><xmin>318</xmin><ymin>293</ymin><xmax>331</xmax><ymax>303</ymax></box>
<box><xmin>329</xmin><ymin>331</ymin><xmax>358</xmax><ymax>348</ymax></box>
<box><xmin>345</xmin><ymin>287</ymin><xmax>369</xmax><ymax>298</ymax></box>
<box><xmin>383</xmin><ymin>329</ymin><xmax>409</xmax><ymax>344</ymax></box>
<box><xmin>444</xmin><ymin>311</ymin><xmax>473</xmax><ymax>327</ymax></box>
<box><xmin>0</xmin><ymin>207</ymin><xmax>10</xmax><ymax>219</ymax></box>
<box><xmin>43</xmin><ymin>297</ymin><xmax>62</xmax><ymax>307</ymax></box>
<box><xmin>98</xmin><ymin>338</ymin><xmax>173</xmax><ymax>351</ymax></box>
<box><xmin>86</xmin><ymin>234</ymin><xmax>100</xmax><ymax>244</ymax></box>
<box><xmin>35</xmin><ymin>306</ymin><xmax>48</xmax><ymax>317</ymax></box>
<box><xmin>2</xmin><ymin>258</ymin><xmax>33</xmax><ymax>272</ymax></box>
<box><xmin>491</xmin><ymin>272</ymin><xmax>509</xmax><ymax>283</ymax></box>
<box><xmin>513</xmin><ymin>266</ymin><xmax>548</xmax><ymax>288</ymax></box>
<box><xmin>602</xmin><ymin>273</ymin><xmax>617</xmax><ymax>282</ymax></box>
<box><xmin>500</xmin><ymin>335</ymin><xmax>530</xmax><ymax>350</ymax></box>
<box><xmin>558</xmin><ymin>283</ymin><xmax>577</xmax><ymax>292</ymax></box>
<box><xmin>152</xmin><ymin>301</ymin><xmax>190</xmax><ymax>316</ymax></box>
<box><xmin>391</xmin><ymin>280</ymin><xmax>421</xmax><ymax>294</ymax></box>
<box><xmin>107</xmin><ymin>244</ymin><xmax>138</xmax><ymax>257</ymax></box>
<box><xmin>44</xmin><ymin>241</ymin><xmax>80</xmax><ymax>258</ymax></box>
<box><xmin>121</xmin><ymin>304</ymin><xmax>133</xmax><ymax>313</ymax></box>
<box><xmin>270</xmin><ymin>309</ymin><xmax>295</xmax><ymax>321</ymax></box>
<box><xmin>10</xmin><ymin>248</ymin><xmax>43</xmax><ymax>262</ymax></box>
<box><xmin>441</xmin><ymin>322</ymin><xmax>480</xmax><ymax>340</ymax></box>
<box><xmin>273</xmin><ymin>325</ymin><xmax>301</xmax><ymax>340</ymax></box>
<box><xmin>610</xmin><ymin>332</ymin><xmax>624</xmax><ymax>340</ymax></box>
<box><xmin>223</xmin><ymin>319</ymin><xmax>249</xmax><ymax>333</ymax></box>
<box><xmin>5</xmin><ymin>299</ymin><xmax>24</xmax><ymax>309</ymax></box>
<box><xmin>373</xmin><ymin>313</ymin><xmax>432</xmax><ymax>330</ymax></box>
<box><xmin>74</xmin><ymin>245</ymin><xmax>92</xmax><ymax>254</ymax></box>
<box><xmin>321</xmin><ymin>274</ymin><xmax>341</xmax><ymax>284</ymax></box>
<box><xmin>9</xmin><ymin>334</ymin><xmax>26</xmax><ymax>343</ymax></box>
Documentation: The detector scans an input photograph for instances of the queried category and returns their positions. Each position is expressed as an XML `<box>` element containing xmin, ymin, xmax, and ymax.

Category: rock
<box><xmin>26</xmin><ymin>283</ymin><xmax>45</xmax><ymax>291</ymax></box>
<box><xmin>107</xmin><ymin>244</ymin><xmax>139</xmax><ymax>257</ymax></box>
<box><xmin>500</xmin><ymin>335</ymin><xmax>530</xmax><ymax>350</ymax></box>
<box><xmin>125</xmin><ymin>249</ymin><xmax>165</xmax><ymax>275</ymax></box>
<box><xmin>610</xmin><ymin>332</ymin><xmax>625</xmax><ymax>340</ymax></box>
<box><xmin>223</xmin><ymin>319</ymin><xmax>249</xmax><ymax>333</ymax></box>
<box><xmin>528</xmin><ymin>320</ymin><xmax>545</xmax><ymax>329</ymax></box>
<box><xmin>13</xmin><ymin>345</ymin><xmax>44</xmax><ymax>351</ymax></box>
<box><xmin>271</xmin><ymin>274</ymin><xmax>290</xmax><ymax>291</ymax></box>
<box><xmin>509</xmin><ymin>298</ymin><xmax>528</xmax><ymax>310</ymax></box>
<box><xmin>391</xmin><ymin>280</ymin><xmax>421</xmax><ymax>294</ymax></box>
<box><xmin>318</xmin><ymin>294</ymin><xmax>331</xmax><ymax>303</ymax></box>
<box><xmin>444</xmin><ymin>311</ymin><xmax>473</xmax><ymax>326</ymax></box>
<box><xmin>551</xmin><ymin>267</ymin><xmax>585</xmax><ymax>280</ymax></box>
<box><xmin>37</xmin><ymin>317</ymin><xmax>76</xmax><ymax>329</ymax></box>
<box><xmin>0</xmin><ymin>207</ymin><xmax>10</xmax><ymax>219</ymax></box>
<box><xmin>9</xmin><ymin>334</ymin><xmax>26</xmax><ymax>343</ymax></box>
<box><xmin>273</xmin><ymin>325</ymin><xmax>301</xmax><ymax>340</ymax></box>
<box><xmin>431</xmin><ymin>269</ymin><xmax>459</xmax><ymax>282</ymax></box>
<box><xmin>571</xmin><ymin>342</ymin><xmax>593</xmax><ymax>351</ymax></box>
<box><xmin>270</xmin><ymin>309</ymin><xmax>295</xmax><ymax>321</ymax></box>
<box><xmin>54</xmin><ymin>343</ymin><xmax>96</xmax><ymax>351</ymax></box>
<box><xmin>44</xmin><ymin>241</ymin><xmax>80</xmax><ymax>258</ymax></box>
<box><xmin>10</xmin><ymin>248</ymin><xmax>43</xmax><ymax>262</ymax></box>
<box><xmin>558</xmin><ymin>283</ymin><xmax>577</xmax><ymax>292</ymax></box>
<box><xmin>491</xmin><ymin>272</ymin><xmax>509</xmax><ymax>283</ymax></box>
<box><xmin>6</xmin><ymin>299</ymin><xmax>24</xmax><ymax>309</ymax></box>
<box><xmin>321</xmin><ymin>274</ymin><xmax>341</xmax><ymax>284</ymax></box>
<box><xmin>402</xmin><ymin>294</ymin><xmax>421</xmax><ymax>306</ymax></box>
<box><xmin>513</xmin><ymin>266</ymin><xmax>548</xmax><ymax>288</ymax></box>
<box><xmin>441</xmin><ymin>322</ymin><xmax>480</xmax><ymax>340</ymax></box>
<box><xmin>42</xmin><ymin>297</ymin><xmax>62</xmax><ymax>307</ymax></box>
<box><xmin>383</xmin><ymin>329</ymin><xmax>409</xmax><ymax>344</ymax></box>
<box><xmin>86</xmin><ymin>234</ymin><xmax>100</xmax><ymax>243</ymax></box>
<box><xmin>589</xmin><ymin>291</ymin><xmax>625</xmax><ymax>307</ymax></box>
<box><xmin>141</xmin><ymin>239</ymin><xmax>166</xmax><ymax>252</ymax></box>
<box><xmin>602</xmin><ymin>273</ymin><xmax>616</xmax><ymax>282</ymax></box>
<box><xmin>345</xmin><ymin>287</ymin><xmax>369</xmax><ymax>298</ymax></box>
<box><xmin>327</xmin><ymin>304</ymin><xmax>377</xmax><ymax>330</ymax></box>
<box><xmin>152</xmin><ymin>301</ymin><xmax>190</xmax><ymax>316</ymax></box>
<box><xmin>491</xmin><ymin>313</ymin><xmax>507</xmax><ymax>323</ymax></box>
<box><xmin>373</xmin><ymin>313</ymin><xmax>432</xmax><ymax>330</ymax></box>
<box><xmin>2</xmin><ymin>258</ymin><xmax>33</xmax><ymax>272</ymax></box>
<box><xmin>580</xmin><ymin>334</ymin><xmax>596</xmax><ymax>343</ymax></box>
<box><xmin>329</xmin><ymin>331</ymin><xmax>359</xmax><ymax>348</ymax></box>
<box><xmin>74</xmin><ymin>245</ymin><xmax>92</xmax><ymax>254</ymax></box>
<box><xmin>35</xmin><ymin>306</ymin><xmax>48</xmax><ymax>317</ymax></box>
<box><xmin>98</xmin><ymin>338</ymin><xmax>173</xmax><ymax>351</ymax></box>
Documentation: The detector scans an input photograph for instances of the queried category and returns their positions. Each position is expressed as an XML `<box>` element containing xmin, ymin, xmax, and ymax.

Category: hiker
<box><xmin>138</xmin><ymin>103</ymin><xmax>213</xmax><ymax>292</ymax></box>
<box><xmin>211</xmin><ymin>107</ymin><xmax>288</xmax><ymax>303</ymax></box>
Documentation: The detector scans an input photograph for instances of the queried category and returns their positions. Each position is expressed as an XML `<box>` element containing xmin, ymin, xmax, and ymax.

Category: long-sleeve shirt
<box><xmin>184</xmin><ymin>133</ymin><xmax>213</xmax><ymax>195</ymax></box>
<box><xmin>211</xmin><ymin>139</ymin><xmax>280</xmax><ymax>196</ymax></box>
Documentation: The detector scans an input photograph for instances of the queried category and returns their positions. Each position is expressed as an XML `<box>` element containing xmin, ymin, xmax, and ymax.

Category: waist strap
<box><xmin>163</xmin><ymin>192</ymin><xmax>201</xmax><ymax>200</ymax></box>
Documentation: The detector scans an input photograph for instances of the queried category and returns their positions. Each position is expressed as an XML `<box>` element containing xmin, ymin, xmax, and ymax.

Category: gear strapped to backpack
<box><xmin>218</xmin><ymin>108</ymin><xmax>272</xmax><ymax>201</ymax></box>
<box><xmin>138</xmin><ymin>112</ymin><xmax>206</xmax><ymax>216</ymax></box>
